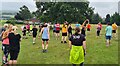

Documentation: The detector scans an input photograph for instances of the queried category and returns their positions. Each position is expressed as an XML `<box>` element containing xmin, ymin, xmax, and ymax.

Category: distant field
<box><xmin>0</xmin><ymin>24</ymin><xmax>118</xmax><ymax>65</ymax></box>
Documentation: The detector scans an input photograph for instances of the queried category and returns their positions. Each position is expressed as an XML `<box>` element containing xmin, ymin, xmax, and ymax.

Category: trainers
<box><xmin>64</xmin><ymin>41</ymin><xmax>67</xmax><ymax>43</ymax></box>
<box><xmin>42</xmin><ymin>49</ymin><xmax>45</xmax><ymax>53</ymax></box>
<box><xmin>44</xmin><ymin>49</ymin><xmax>48</xmax><ymax>53</ymax></box>
<box><xmin>61</xmin><ymin>41</ymin><xmax>63</xmax><ymax>43</ymax></box>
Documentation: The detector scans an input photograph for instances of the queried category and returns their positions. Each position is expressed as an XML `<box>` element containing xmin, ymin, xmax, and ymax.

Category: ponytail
<box><xmin>75</xmin><ymin>27</ymin><xmax>80</xmax><ymax>35</ymax></box>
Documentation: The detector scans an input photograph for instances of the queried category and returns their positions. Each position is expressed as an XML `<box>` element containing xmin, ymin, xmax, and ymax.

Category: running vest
<box><xmin>42</xmin><ymin>27</ymin><xmax>49</xmax><ymax>39</ymax></box>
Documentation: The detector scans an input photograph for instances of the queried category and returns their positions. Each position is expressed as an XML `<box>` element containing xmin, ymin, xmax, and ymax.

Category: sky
<box><xmin>0</xmin><ymin>0</ymin><xmax>119</xmax><ymax>18</ymax></box>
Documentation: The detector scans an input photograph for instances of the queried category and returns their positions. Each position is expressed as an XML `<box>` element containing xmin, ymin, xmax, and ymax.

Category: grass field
<box><xmin>0</xmin><ymin>24</ymin><xmax>118</xmax><ymax>64</ymax></box>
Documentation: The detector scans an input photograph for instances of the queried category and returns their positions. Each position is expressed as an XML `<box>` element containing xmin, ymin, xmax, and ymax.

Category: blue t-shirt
<box><xmin>75</xmin><ymin>24</ymin><xmax>80</xmax><ymax>27</ymax></box>
<box><xmin>105</xmin><ymin>26</ymin><xmax>112</xmax><ymax>36</ymax></box>
<box><xmin>42</xmin><ymin>27</ymin><xmax>49</xmax><ymax>39</ymax></box>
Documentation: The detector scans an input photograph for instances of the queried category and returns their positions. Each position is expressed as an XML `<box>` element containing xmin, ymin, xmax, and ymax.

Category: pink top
<box><xmin>26</xmin><ymin>24</ymin><xmax>30</xmax><ymax>29</ymax></box>
<box><xmin>2</xmin><ymin>32</ymin><xmax>9</xmax><ymax>45</ymax></box>
<box><xmin>2</xmin><ymin>38</ymin><xmax>9</xmax><ymax>45</ymax></box>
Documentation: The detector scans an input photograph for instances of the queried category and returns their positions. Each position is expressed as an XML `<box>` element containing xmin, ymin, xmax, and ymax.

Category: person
<box><xmin>75</xmin><ymin>22</ymin><xmax>81</xmax><ymax>28</ymax></box>
<box><xmin>2</xmin><ymin>25</ymin><xmax>12</xmax><ymax>64</ymax></box>
<box><xmin>55</xmin><ymin>22</ymin><xmax>60</xmax><ymax>40</ymax></box>
<box><xmin>22</xmin><ymin>25</ymin><xmax>27</xmax><ymax>39</ymax></box>
<box><xmin>69</xmin><ymin>27</ymin><xmax>86</xmax><ymax>66</ymax></box>
<box><xmin>32</xmin><ymin>25</ymin><xmax>38</xmax><ymax>44</ymax></box>
<box><xmin>86</xmin><ymin>22</ymin><xmax>91</xmax><ymax>31</ymax></box>
<box><xmin>96</xmin><ymin>23</ymin><xmax>101</xmax><ymax>37</ymax></box>
<box><xmin>61</xmin><ymin>22</ymin><xmax>68</xmax><ymax>43</ymax></box>
<box><xmin>26</xmin><ymin>23</ymin><xmax>30</xmax><ymax>34</ymax></box>
<box><xmin>112</xmin><ymin>22</ymin><xmax>118</xmax><ymax>37</ymax></box>
<box><xmin>38</xmin><ymin>23</ymin><xmax>50</xmax><ymax>53</ymax></box>
<box><xmin>8</xmin><ymin>26</ymin><xmax>21</xmax><ymax>64</ymax></box>
<box><xmin>0</xmin><ymin>24</ymin><xmax>8</xmax><ymax>41</ymax></box>
<box><xmin>105</xmin><ymin>23</ymin><xmax>112</xmax><ymax>47</ymax></box>
<box><xmin>68</xmin><ymin>23</ymin><xmax>72</xmax><ymax>38</ymax></box>
<box><xmin>30</xmin><ymin>24</ymin><xmax>33</xmax><ymax>36</ymax></box>
<box><xmin>53</xmin><ymin>23</ymin><xmax>56</xmax><ymax>37</ymax></box>
<box><xmin>81</xmin><ymin>19</ymin><xmax>89</xmax><ymax>36</ymax></box>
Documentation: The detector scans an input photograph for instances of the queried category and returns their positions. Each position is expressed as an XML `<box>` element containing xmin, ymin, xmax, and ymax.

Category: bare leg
<box><xmin>42</xmin><ymin>41</ymin><xmax>45</xmax><ymax>49</ymax></box>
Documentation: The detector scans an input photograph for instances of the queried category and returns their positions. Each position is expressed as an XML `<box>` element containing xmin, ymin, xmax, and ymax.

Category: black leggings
<box><xmin>73</xmin><ymin>62</ymin><xmax>84</xmax><ymax>66</ymax></box>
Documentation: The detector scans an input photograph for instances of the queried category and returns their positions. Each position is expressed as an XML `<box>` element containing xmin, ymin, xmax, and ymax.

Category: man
<box><xmin>105</xmin><ymin>23</ymin><xmax>112</xmax><ymax>47</ymax></box>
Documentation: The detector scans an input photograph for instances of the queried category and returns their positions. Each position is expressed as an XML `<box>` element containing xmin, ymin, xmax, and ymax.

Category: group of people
<box><xmin>0</xmin><ymin>19</ymin><xmax>118</xmax><ymax>66</ymax></box>
<box><xmin>0</xmin><ymin>24</ymin><xmax>21</xmax><ymax>65</ymax></box>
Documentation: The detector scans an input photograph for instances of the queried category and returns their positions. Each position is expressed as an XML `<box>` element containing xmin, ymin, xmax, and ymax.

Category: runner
<box><xmin>30</xmin><ymin>24</ymin><xmax>33</xmax><ymax>36</ymax></box>
<box><xmin>96</xmin><ymin>23</ymin><xmax>101</xmax><ymax>37</ymax></box>
<box><xmin>55</xmin><ymin>22</ymin><xmax>60</xmax><ymax>40</ymax></box>
<box><xmin>86</xmin><ymin>22</ymin><xmax>91</xmax><ymax>31</ymax></box>
<box><xmin>8</xmin><ymin>26</ymin><xmax>21</xmax><ymax>64</ymax></box>
<box><xmin>0</xmin><ymin>24</ymin><xmax>8</xmax><ymax>41</ymax></box>
<box><xmin>32</xmin><ymin>25</ymin><xmax>38</xmax><ymax>44</ymax></box>
<box><xmin>26</xmin><ymin>23</ymin><xmax>30</xmax><ymax>34</ymax></box>
<box><xmin>61</xmin><ymin>22</ymin><xmax>68</xmax><ymax>43</ymax></box>
<box><xmin>38</xmin><ymin>23</ymin><xmax>50</xmax><ymax>53</ymax></box>
<box><xmin>75</xmin><ymin>22</ymin><xmax>81</xmax><ymax>28</ymax></box>
<box><xmin>53</xmin><ymin>23</ymin><xmax>56</xmax><ymax>37</ymax></box>
<box><xmin>81</xmin><ymin>19</ymin><xmax>89</xmax><ymax>36</ymax></box>
<box><xmin>68</xmin><ymin>23</ymin><xmax>72</xmax><ymax>38</ymax></box>
<box><xmin>112</xmin><ymin>22</ymin><xmax>118</xmax><ymax>37</ymax></box>
<box><xmin>2</xmin><ymin>25</ymin><xmax>12</xmax><ymax>64</ymax></box>
<box><xmin>22</xmin><ymin>25</ymin><xmax>27</xmax><ymax>39</ymax></box>
<box><xmin>69</xmin><ymin>27</ymin><xmax>86</xmax><ymax>66</ymax></box>
<box><xmin>105</xmin><ymin>23</ymin><xmax>112</xmax><ymax>47</ymax></box>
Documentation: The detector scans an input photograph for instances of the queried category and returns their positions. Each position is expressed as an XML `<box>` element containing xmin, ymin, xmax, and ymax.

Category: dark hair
<box><xmin>75</xmin><ymin>27</ymin><xmax>80</xmax><ymax>35</ymax></box>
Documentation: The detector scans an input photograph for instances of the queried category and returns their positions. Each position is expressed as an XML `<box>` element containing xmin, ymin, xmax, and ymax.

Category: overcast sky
<box><xmin>0</xmin><ymin>0</ymin><xmax>119</xmax><ymax>18</ymax></box>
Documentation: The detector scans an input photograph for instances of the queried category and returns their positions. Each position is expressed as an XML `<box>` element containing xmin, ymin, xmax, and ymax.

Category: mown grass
<box><xmin>0</xmin><ymin>24</ymin><xmax>118</xmax><ymax>65</ymax></box>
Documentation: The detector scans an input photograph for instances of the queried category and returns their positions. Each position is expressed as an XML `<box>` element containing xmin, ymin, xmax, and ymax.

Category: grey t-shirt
<box><xmin>0</xmin><ymin>27</ymin><xmax>6</xmax><ymax>41</ymax></box>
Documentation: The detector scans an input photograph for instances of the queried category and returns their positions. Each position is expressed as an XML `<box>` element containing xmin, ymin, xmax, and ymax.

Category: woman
<box><xmin>96</xmin><ymin>23</ymin><xmax>101</xmax><ymax>37</ymax></box>
<box><xmin>38</xmin><ymin>23</ymin><xmax>50</xmax><ymax>53</ymax></box>
<box><xmin>2</xmin><ymin>25</ymin><xmax>12</xmax><ymax>64</ymax></box>
<box><xmin>32</xmin><ymin>25</ymin><xmax>38</xmax><ymax>44</ymax></box>
<box><xmin>68</xmin><ymin>23</ymin><xmax>72</xmax><ymax>38</ymax></box>
<box><xmin>55</xmin><ymin>22</ymin><xmax>60</xmax><ymax>40</ymax></box>
<box><xmin>8</xmin><ymin>26</ymin><xmax>21</xmax><ymax>64</ymax></box>
<box><xmin>69</xmin><ymin>27</ymin><xmax>86</xmax><ymax>66</ymax></box>
<box><xmin>61</xmin><ymin>22</ymin><xmax>68</xmax><ymax>43</ymax></box>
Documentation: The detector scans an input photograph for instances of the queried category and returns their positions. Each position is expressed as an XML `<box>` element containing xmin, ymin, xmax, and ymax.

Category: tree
<box><xmin>105</xmin><ymin>14</ymin><xmax>110</xmax><ymax>24</ymax></box>
<box><xmin>111</xmin><ymin>12</ymin><xmax>120</xmax><ymax>25</ymax></box>
<box><xmin>15</xmin><ymin>5</ymin><xmax>33</xmax><ymax>20</ymax></box>
<box><xmin>35</xmin><ymin>2</ymin><xmax>94</xmax><ymax>24</ymax></box>
<box><xmin>91</xmin><ymin>13</ymin><xmax>103</xmax><ymax>24</ymax></box>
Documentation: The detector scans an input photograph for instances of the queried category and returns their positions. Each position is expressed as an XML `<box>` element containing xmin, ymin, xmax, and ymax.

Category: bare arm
<box><xmin>69</xmin><ymin>41</ymin><xmax>72</xmax><ymax>49</ymax></box>
<box><xmin>83</xmin><ymin>41</ymin><xmax>86</xmax><ymax>54</ymax></box>
<box><xmin>38</xmin><ymin>28</ymin><xmax>44</xmax><ymax>38</ymax></box>
<box><xmin>48</xmin><ymin>28</ymin><xmax>50</xmax><ymax>40</ymax></box>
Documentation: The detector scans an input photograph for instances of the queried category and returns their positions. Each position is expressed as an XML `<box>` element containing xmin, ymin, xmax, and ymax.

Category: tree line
<box><xmin>14</xmin><ymin>2</ymin><xmax>120</xmax><ymax>25</ymax></box>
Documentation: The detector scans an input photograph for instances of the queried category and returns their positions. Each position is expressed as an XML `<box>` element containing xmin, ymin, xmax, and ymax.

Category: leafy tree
<box><xmin>111</xmin><ymin>12</ymin><xmax>120</xmax><ymax>25</ymax></box>
<box><xmin>15</xmin><ymin>5</ymin><xmax>33</xmax><ymax>20</ymax></box>
<box><xmin>105</xmin><ymin>14</ymin><xmax>110</xmax><ymax>24</ymax></box>
<box><xmin>91</xmin><ymin>13</ymin><xmax>103</xmax><ymax>24</ymax></box>
<box><xmin>35</xmin><ymin>2</ymin><xmax>94</xmax><ymax>24</ymax></box>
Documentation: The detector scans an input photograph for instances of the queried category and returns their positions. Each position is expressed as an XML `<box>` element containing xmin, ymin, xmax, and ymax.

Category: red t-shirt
<box><xmin>87</xmin><ymin>24</ymin><xmax>91</xmax><ymax>29</ymax></box>
<box><xmin>55</xmin><ymin>24</ymin><xmax>60</xmax><ymax>31</ymax></box>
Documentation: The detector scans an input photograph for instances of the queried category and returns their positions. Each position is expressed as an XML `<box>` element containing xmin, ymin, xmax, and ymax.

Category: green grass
<box><xmin>0</xmin><ymin>24</ymin><xmax>118</xmax><ymax>64</ymax></box>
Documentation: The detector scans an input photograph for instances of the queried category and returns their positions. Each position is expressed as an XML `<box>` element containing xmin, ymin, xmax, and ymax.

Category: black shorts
<box><xmin>33</xmin><ymin>33</ymin><xmax>37</xmax><ymax>37</ymax></box>
<box><xmin>97</xmin><ymin>31</ymin><xmax>100</xmax><ymax>36</ymax></box>
<box><xmin>112</xmin><ymin>30</ymin><xmax>116</xmax><ymax>33</ymax></box>
<box><xmin>56</xmin><ymin>30</ymin><xmax>60</xmax><ymax>33</ymax></box>
<box><xmin>10</xmin><ymin>50</ymin><xmax>19</xmax><ymax>60</ymax></box>
<box><xmin>42</xmin><ymin>39</ymin><xmax>49</xmax><ymax>41</ymax></box>
<box><xmin>87</xmin><ymin>28</ymin><xmax>90</xmax><ymax>31</ymax></box>
<box><xmin>53</xmin><ymin>30</ymin><xmax>56</xmax><ymax>32</ymax></box>
<box><xmin>27</xmin><ymin>29</ymin><xmax>30</xmax><ymax>31</ymax></box>
<box><xmin>62</xmin><ymin>33</ymin><xmax>67</xmax><ymax>36</ymax></box>
<box><xmin>22</xmin><ymin>31</ymin><xmax>26</xmax><ymax>36</ymax></box>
